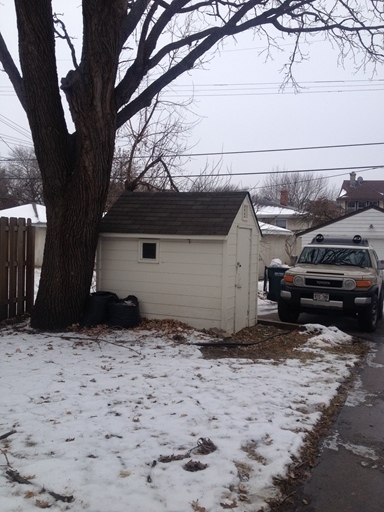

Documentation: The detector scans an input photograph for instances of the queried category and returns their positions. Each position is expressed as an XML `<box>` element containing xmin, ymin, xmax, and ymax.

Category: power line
<box><xmin>1</xmin><ymin>141</ymin><xmax>383</xmax><ymax>162</ymax></box>
<box><xmin>170</xmin><ymin>165</ymin><xmax>384</xmax><ymax>179</ymax></box>
<box><xmin>0</xmin><ymin>165</ymin><xmax>382</xmax><ymax>180</ymax></box>
<box><xmin>165</xmin><ymin>142</ymin><xmax>384</xmax><ymax>158</ymax></box>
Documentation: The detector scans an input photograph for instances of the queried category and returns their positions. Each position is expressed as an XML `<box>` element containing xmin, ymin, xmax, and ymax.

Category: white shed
<box><xmin>97</xmin><ymin>191</ymin><xmax>261</xmax><ymax>334</ymax></box>
<box><xmin>298</xmin><ymin>206</ymin><xmax>384</xmax><ymax>258</ymax></box>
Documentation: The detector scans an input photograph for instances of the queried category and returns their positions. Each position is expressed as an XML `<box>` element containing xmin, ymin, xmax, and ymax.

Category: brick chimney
<box><xmin>350</xmin><ymin>171</ymin><xmax>356</xmax><ymax>187</ymax></box>
<box><xmin>280</xmin><ymin>189</ymin><xmax>289</xmax><ymax>206</ymax></box>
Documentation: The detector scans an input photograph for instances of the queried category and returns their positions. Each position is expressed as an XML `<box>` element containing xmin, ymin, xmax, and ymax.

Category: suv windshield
<box><xmin>298</xmin><ymin>247</ymin><xmax>371</xmax><ymax>267</ymax></box>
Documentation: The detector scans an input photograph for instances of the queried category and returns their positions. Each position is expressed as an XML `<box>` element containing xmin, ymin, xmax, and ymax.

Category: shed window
<box><xmin>139</xmin><ymin>240</ymin><xmax>159</xmax><ymax>262</ymax></box>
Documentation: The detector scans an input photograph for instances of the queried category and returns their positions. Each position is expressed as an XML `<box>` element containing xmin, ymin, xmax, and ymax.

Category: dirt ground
<box><xmin>199</xmin><ymin>322</ymin><xmax>369</xmax><ymax>362</ymax></box>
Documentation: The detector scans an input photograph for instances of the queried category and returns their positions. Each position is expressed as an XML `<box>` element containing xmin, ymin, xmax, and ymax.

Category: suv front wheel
<box><xmin>358</xmin><ymin>295</ymin><xmax>379</xmax><ymax>333</ymax></box>
<box><xmin>278</xmin><ymin>299</ymin><xmax>300</xmax><ymax>323</ymax></box>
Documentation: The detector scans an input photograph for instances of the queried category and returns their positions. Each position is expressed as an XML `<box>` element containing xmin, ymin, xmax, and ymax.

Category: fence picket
<box><xmin>0</xmin><ymin>217</ymin><xmax>35</xmax><ymax>321</ymax></box>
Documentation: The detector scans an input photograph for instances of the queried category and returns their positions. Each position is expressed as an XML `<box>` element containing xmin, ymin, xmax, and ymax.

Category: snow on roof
<box><xmin>255</xmin><ymin>205</ymin><xmax>298</xmax><ymax>217</ymax></box>
<box><xmin>0</xmin><ymin>203</ymin><xmax>46</xmax><ymax>224</ymax></box>
<box><xmin>259</xmin><ymin>221</ymin><xmax>293</xmax><ymax>235</ymax></box>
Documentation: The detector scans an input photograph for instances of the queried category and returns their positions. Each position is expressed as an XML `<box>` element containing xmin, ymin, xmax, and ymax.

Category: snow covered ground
<box><xmin>0</xmin><ymin>312</ymin><xmax>359</xmax><ymax>511</ymax></box>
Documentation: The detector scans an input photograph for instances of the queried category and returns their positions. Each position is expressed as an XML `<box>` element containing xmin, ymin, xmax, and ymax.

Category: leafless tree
<box><xmin>4</xmin><ymin>147</ymin><xmax>44</xmax><ymax>205</ymax></box>
<box><xmin>105</xmin><ymin>93</ymin><xmax>198</xmax><ymax>208</ymax></box>
<box><xmin>184</xmin><ymin>160</ymin><xmax>242</xmax><ymax>192</ymax></box>
<box><xmin>0</xmin><ymin>166</ymin><xmax>16</xmax><ymax>209</ymax></box>
<box><xmin>255</xmin><ymin>170</ymin><xmax>332</xmax><ymax>211</ymax></box>
<box><xmin>301</xmin><ymin>195</ymin><xmax>344</xmax><ymax>227</ymax></box>
<box><xmin>1</xmin><ymin>1</ymin><xmax>383</xmax><ymax>328</ymax></box>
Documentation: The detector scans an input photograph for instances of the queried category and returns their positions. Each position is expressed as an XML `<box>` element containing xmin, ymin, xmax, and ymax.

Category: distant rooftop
<box><xmin>0</xmin><ymin>203</ymin><xmax>46</xmax><ymax>224</ymax></box>
<box><xmin>337</xmin><ymin>173</ymin><xmax>384</xmax><ymax>202</ymax></box>
<box><xmin>255</xmin><ymin>205</ymin><xmax>298</xmax><ymax>218</ymax></box>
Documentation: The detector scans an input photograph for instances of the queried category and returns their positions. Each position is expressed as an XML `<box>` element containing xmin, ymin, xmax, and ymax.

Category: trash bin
<box><xmin>265</xmin><ymin>266</ymin><xmax>288</xmax><ymax>302</ymax></box>
<box><xmin>107</xmin><ymin>295</ymin><xmax>141</xmax><ymax>328</ymax></box>
<box><xmin>81</xmin><ymin>291</ymin><xmax>119</xmax><ymax>327</ymax></box>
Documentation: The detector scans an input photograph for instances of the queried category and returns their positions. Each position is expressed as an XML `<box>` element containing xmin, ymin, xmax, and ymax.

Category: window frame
<box><xmin>138</xmin><ymin>239</ymin><xmax>159</xmax><ymax>263</ymax></box>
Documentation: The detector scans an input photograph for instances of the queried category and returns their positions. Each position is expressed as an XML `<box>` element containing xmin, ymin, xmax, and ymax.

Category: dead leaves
<box><xmin>36</xmin><ymin>499</ymin><xmax>51</xmax><ymax>509</ymax></box>
<box><xmin>183</xmin><ymin>460</ymin><xmax>208</xmax><ymax>472</ymax></box>
<box><xmin>191</xmin><ymin>500</ymin><xmax>206</xmax><ymax>512</ymax></box>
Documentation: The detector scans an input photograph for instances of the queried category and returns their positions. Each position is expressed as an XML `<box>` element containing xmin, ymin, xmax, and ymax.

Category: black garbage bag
<box><xmin>107</xmin><ymin>295</ymin><xmax>141</xmax><ymax>328</ymax></box>
<box><xmin>81</xmin><ymin>291</ymin><xmax>119</xmax><ymax>327</ymax></box>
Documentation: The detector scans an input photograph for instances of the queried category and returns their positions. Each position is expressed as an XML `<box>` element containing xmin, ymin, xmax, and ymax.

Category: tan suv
<box><xmin>278</xmin><ymin>234</ymin><xmax>384</xmax><ymax>332</ymax></box>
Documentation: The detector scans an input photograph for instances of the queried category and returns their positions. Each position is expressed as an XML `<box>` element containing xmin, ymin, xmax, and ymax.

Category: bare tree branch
<box><xmin>0</xmin><ymin>33</ymin><xmax>27</xmax><ymax>111</ymax></box>
<box><xmin>53</xmin><ymin>14</ymin><xmax>79</xmax><ymax>69</ymax></box>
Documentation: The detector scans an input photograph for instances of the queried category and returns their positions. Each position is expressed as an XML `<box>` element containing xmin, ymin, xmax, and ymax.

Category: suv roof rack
<box><xmin>310</xmin><ymin>234</ymin><xmax>369</xmax><ymax>246</ymax></box>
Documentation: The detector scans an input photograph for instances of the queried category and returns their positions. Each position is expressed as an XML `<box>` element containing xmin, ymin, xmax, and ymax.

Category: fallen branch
<box><xmin>49</xmin><ymin>334</ymin><xmax>142</xmax><ymax>356</ymax></box>
<box><xmin>157</xmin><ymin>438</ymin><xmax>217</xmax><ymax>463</ymax></box>
<box><xmin>5</xmin><ymin>469</ymin><xmax>74</xmax><ymax>503</ymax></box>
<box><xmin>193</xmin><ymin>331</ymin><xmax>292</xmax><ymax>347</ymax></box>
<box><xmin>0</xmin><ymin>429</ymin><xmax>16</xmax><ymax>440</ymax></box>
<box><xmin>6</xmin><ymin>469</ymin><xmax>32</xmax><ymax>485</ymax></box>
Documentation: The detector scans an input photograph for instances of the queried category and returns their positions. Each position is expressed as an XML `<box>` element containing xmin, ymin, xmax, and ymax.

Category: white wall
<box><xmin>299</xmin><ymin>209</ymin><xmax>384</xmax><ymax>259</ymax></box>
<box><xmin>97</xmin><ymin>236</ymin><xmax>225</xmax><ymax>331</ymax></box>
<box><xmin>34</xmin><ymin>226</ymin><xmax>46</xmax><ymax>267</ymax></box>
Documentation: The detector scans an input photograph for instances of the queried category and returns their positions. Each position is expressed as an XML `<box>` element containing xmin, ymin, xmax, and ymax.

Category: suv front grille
<box><xmin>305</xmin><ymin>278</ymin><xmax>343</xmax><ymax>288</ymax></box>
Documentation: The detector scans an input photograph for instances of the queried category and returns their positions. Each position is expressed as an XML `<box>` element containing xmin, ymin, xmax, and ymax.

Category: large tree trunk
<box><xmin>31</xmin><ymin>152</ymin><xmax>113</xmax><ymax>329</ymax></box>
<box><xmin>12</xmin><ymin>0</ymin><xmax>126</xmax><ymax>329</ymax></box>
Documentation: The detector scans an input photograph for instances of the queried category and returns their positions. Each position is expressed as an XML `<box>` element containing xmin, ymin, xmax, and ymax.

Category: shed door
<box><xmin>235</xmin><ymin>227</ymin><xmax>251</xmax><ymax>332</ymax></box>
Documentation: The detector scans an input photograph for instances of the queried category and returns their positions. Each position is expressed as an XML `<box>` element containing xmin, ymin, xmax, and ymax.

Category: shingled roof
<box><xmin>337</xmin><ymin>179</ymin><xmax>384</xmax><ymax>202</ymax></box>
<box><xmin>100</xmin><ymin>191</ymin><xmax>253</xmax><ymax>236</ymax></box>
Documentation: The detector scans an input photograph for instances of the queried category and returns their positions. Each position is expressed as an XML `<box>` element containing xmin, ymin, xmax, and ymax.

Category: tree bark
<box><xmin>13</xmin><ymin>0</ymin><xmax>126</xmax><ymax>329</ymax></box>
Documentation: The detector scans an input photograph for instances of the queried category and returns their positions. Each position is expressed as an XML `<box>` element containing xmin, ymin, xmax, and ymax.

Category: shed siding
<box><xmin>224</xmin><ymin>197</ymin><xmax>259</xmax><ymax>333</ymax></box>
<box><xmin>98</xmin><ymin>237</ymin><xmax>224</xmax><ymax>330</ymax></box>
<box><xmin>299</xmin><ymin>209</ymin><xmax>384</xmax><ymax>258</ymax></box>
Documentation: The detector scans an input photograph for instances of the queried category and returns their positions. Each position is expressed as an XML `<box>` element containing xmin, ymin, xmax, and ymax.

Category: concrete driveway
<box><xmin>258</xmin><ymin>307</ymin><xmax>384</xmax><ymax>511</ymax></box>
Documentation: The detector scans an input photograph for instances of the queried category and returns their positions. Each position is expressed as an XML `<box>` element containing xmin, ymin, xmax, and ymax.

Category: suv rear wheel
<box><xmin>358</xmin><ymin>295</ymin><xmax>379</xmax><ymax>333</ymax></box>
<box><xmin>278</xmin><ymin>299</ymin><xmax>300</xmax><ymax>323</ymax></box>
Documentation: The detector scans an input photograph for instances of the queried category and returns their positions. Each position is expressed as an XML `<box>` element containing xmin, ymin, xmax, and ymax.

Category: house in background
<box><xmin>258</xmin><ymin>222</ymin><xmax>294</xmax><ymax>278</ymax></box>
<box><xmin>297</xmin><ymin>206</ymin><xmax>384</xmax><ymax>259</ymax></box>
<box><xmin>97</xmin><ymin>191</ymin><xmax>261</xmax><ymax>334</ymax></box>
<box><xmin>337</xmin><ymin>172</ymin><xmax>384</xmax><ymax>213</ymax></box>
<box><xmin>254</xmin><ymin>190</ymin><xmax>311</xmax><ymax>233</ymax></box>
<box><xmin>0</xmin><ymin>203</ymin><xmax>46</xmax><ymax>266</ymax></box>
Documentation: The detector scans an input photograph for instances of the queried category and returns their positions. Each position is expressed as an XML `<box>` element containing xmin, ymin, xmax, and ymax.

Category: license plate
<box><xmin>314</xmin><ymin>292</ymin><xmax>329</xmax><ymax>301</ymax></box>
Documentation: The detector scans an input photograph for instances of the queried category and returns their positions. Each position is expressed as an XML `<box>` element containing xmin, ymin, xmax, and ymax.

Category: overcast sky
<box><xmin>1</xmin><ymin>1</ymin><xmax>383</xmax><ymax>198</ymax></box>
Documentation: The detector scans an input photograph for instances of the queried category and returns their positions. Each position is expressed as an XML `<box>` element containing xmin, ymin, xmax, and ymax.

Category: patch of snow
<box><xmin>345</xmin><ymin>377</ymin><xmax>375</xmax><ymax>407</ymax></box>
<box><xmin>0</xmin><ymin>323</ymin><xmax>358</xmax><ymax>512</ymax></box>
<box><xmin>300</xmin><ymin>324</ymin><xmax>352</xmax><ymax>347</ymax></box>
<box><xmin>323</xmin><ymin>432</ymin><xmax>378</xmax><ymax>460</ymax></box>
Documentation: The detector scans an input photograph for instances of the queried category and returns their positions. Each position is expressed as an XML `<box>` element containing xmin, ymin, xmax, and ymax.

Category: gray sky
<box><xmin>1</xmin><ymin>2</ymin><xmax>383</xmax><ymax>197</ymax></box>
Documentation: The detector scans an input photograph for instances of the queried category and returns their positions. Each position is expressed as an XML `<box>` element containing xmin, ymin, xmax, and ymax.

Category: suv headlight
<box><xmin>293</xmin><ymin>275</ymin><xmax>305</xmax><ymax>286</ymax></box>
<box><xmin>344</xmin><ymin>279</ymin><xmax>356</xmax><ymax>290</ymax></box>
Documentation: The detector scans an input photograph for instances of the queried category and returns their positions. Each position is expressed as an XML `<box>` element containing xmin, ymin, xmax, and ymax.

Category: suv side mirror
<box><xmin>378</xmin><ymin>260</ymin><xmax>384</xmax><ymax>270</ymax></box>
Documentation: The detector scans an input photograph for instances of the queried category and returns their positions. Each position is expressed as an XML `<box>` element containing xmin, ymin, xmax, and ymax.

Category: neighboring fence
<box><xmin>0</xmin><ymin>217</ymin><xmax>35</xmax><ymax>321</ymax></box>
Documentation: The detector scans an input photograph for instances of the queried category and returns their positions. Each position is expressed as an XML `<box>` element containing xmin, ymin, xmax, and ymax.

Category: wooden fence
<box><xmin>0</xmin><ymin>217</ymin><xmax>35</xmax><ymax>321</ymax></box>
